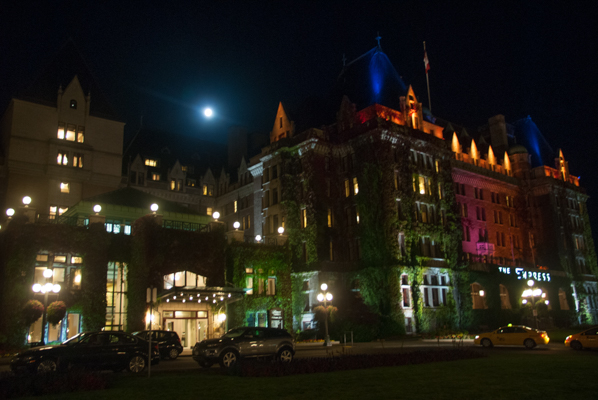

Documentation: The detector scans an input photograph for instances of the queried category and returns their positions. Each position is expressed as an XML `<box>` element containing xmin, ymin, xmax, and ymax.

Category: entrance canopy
<box><xmin>161</xmin><ymin>270</ymin><xmax>245</xmax><ymax>304</ymax></box>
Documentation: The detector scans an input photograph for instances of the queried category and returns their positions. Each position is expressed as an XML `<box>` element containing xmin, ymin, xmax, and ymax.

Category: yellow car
<box><xmin>564</xmin><ymin>326</ymin><xmax>598</xmax><ymax>350</ymax></box>
<box><xmin>474</xmin><ymin>325</ymin><xmax>550</xmax><ymax>349</ymax></box>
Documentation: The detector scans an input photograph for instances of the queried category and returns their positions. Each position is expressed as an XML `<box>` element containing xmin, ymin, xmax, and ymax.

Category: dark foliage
<box><xmin>0</xmin><ymin>370</ymin><xmax>110</xmax><ymax>399</ymax></box>
<box><xmin>231</xmin><ymin>349</ymin><xmax>486</xmax><ymax>377</ymax></box>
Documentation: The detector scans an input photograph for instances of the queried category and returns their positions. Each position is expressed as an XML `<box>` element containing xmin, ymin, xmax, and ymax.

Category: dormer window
<box><xmin>145</xmin><ymin>159</ymin><xmax>158</xmax><ymax>167</ymax></box>
<box><xmin>70</xmin><ymin>99</ymin><xmax>77</xmax><ymax>109</ymax></box>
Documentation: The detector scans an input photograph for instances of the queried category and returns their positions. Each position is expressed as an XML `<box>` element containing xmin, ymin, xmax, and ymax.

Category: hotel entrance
<box><xmin>163</xmin><ymin>310</ymin><xmax>208</xmax><ymax>349</ymax></box>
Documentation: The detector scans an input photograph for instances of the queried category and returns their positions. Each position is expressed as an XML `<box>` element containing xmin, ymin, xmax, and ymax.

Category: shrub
<box><xmin>22</xmin><ymin>300</ymin><xmax>44</xmax><ymax>326</ymax></box>
<box><xmin>46</xmin><ymin>301</ymin><xmax>67</xmax><ymax>326</ymax></box>
<box><xmin>232</xmin><ymin>349</ymin><xmax>486</xmax><ymax>377</ymax></box>
<box><xmin>0</xmin><ymin>370</ymin><xmax>110</xmax><ymax>399</ymax></box>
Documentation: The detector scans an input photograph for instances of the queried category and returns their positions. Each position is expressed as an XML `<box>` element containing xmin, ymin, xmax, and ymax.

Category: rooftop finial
<box><xmin>375</xmin><ymin>32</ymin><xmax>382</xmax><ymax>50</ymax></box>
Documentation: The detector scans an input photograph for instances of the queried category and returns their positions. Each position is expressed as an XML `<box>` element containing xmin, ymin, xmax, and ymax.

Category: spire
<box><xmin>451</xmin><ymin>132</ymin><xmax>461</xmax><ymax>153</ymax></box>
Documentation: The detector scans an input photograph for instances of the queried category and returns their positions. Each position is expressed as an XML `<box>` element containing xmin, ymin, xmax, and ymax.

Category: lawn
<box><xmin>28</xmin><ymin>350</ymin><xmax>597</xmax><ymax>400</ymax></box>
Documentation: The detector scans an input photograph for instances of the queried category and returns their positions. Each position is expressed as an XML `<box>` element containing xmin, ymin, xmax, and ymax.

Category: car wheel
<box><xmin>219</xmin><ymin>350</ymin><xmax>238</xmax><ymax>368</ymax></box>
<box><xmin>570</xmin><ymin>341</ymin><xmax>583</xmax><ymax>351</ymax></box>
<box><xmin>277</xmin><ymin>348</ymin><xmax>293</xmax><ymax>363</ymax></box>
<box><xmin>168</xmin><ymin>348</ymin><xmax>179</xmax><ymax>360</ymax></box>
<box><xmin>197</xmin><ymin>357</ymin><xmax>213</xmax><ymax>368</ymax></box>
<box><xmin>524</xmin><ymin>339</ymin><xmax>536</xmax><ymax>349</ymax></box>
<box><xmin>37</xmin><ymin>359</ymin><xmax>57</xmax><ymax>373</ymax></box>
<box><xmin>128</xmin><ymin>355</ymin><xmax>146</xmax><ymax>373</ymax></box>
<box><xmin>481</xmin><ymin>338</ymin><xmax>493</xmax><ymax>348</ymax></box>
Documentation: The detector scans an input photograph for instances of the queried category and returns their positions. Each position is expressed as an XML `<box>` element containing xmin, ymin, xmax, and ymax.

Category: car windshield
<box><xmin>62</xmin><ymin>333</ymin><xmax>88</xmax><ymax>345</ymax></box>
<box><xmin>222</xmin><ymin>328</ymin><xmax>247</xmax><ymax>339</ymax></box>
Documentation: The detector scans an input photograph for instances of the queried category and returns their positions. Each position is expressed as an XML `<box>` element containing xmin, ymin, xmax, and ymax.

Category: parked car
<box><xmin>474</xmin><ymin>325</ymin><xmax>550</xmax><ymax>349</ymax></box>
<box><xmin>564</xmin><ymin>326</ymin><xmax>598</xmax><ymax>350</ymax></box>
<box><xmin>192</xmin><ymin>327</ymin><xmax>295</xmax><ymax>368</ymax></box>
<box><xmin>10</xmin><ymin>331</ymin><xmax>159</xmax><ymax>374</ymax></box>
<box><xmin>132</xmin><ymin>330</ymin><xmax>183</xmax><ymax>360</ymax></box>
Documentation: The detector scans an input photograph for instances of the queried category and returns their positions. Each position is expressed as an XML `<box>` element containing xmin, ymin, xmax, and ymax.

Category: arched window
<box><xmin>70</xmin><ymin>99</ymin><xmax>77</xmax><ymax>109</ymax></box>
<box><xmin>499</xmin><ymin>284</ymin><xmax>511</xmax><ymax>309</ymax></box>
<box><xmin>471</xmin><ymin>283</ymin><xmax>487</xmax><ymax>309</ymax></box>
<box><xmin>559</xmin><ymin>289</ymin><xmax>570</xmax><ymax>310</ymax></box>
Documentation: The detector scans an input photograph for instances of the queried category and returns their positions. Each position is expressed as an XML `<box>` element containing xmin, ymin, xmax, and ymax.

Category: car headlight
<box><xmin>474</xmin><ymin>335</ymin><xmax>479</xmax><ymax>339</ymax></box>
<box><xmin>565</xmin><ymin>335</ymin><xmax>572</xmax><ymax>342</ymax></box>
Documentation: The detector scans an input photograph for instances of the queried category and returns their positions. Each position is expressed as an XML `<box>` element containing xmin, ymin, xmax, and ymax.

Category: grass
<box><xmin>28</xmin><ymin>350</ymin><xmax>597</xmax><ymax>400</ymax></box>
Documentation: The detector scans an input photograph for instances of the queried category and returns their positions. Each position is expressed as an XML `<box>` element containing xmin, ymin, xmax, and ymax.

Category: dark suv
<box><xmin>133</xmin><ymin>330</ymin><xmax>183</xmax><ymax>360</ymax></box>
<box><xmin>192</xmin><ymin>327</ymin><xmax>295</xmax><ymax>368</ymax></box>
<box><xmin>10</xmin><ymin>331</ymin><xmax>159</xmax><ymax>374</ymax></box>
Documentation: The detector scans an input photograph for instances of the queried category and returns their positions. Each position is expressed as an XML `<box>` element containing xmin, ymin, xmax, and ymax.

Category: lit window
<box><xmin>60</xmin><ymin>182</ymin><xmax>69</xmax><ymax>193</ymax></box>
<box><xmin>187</xmin><ymin>179</ymin><xmax>196</xmax><ymax>187</ymax></box>
<box><xmin>181</xmin><ymin>166</ymin><xmax>187</xmax><ymax>172</ymax></box>
<box><xmin>124</xmin><ymin>225</ymin><xmax>132</xmax><ymax>235</ymax></box>
<box><xmin>345</xmin><ymin>179</ymin><xmax>350</xmax><ymax>197</ymax></box>
<box><xmin>202</xmin><ymin>185</ymin><xmax>208</xmax><ymax>195</ymax></box>
<box><xmin>266</xmin><ymin>277</ymin><xmax>276</xmax><ymax>295</ymax></box>
<box><xmin>207</xmin><ymin>207</ymin><xmax>213</xmax><ymax>216</ymax></box>
<box><xmin>152</xmin><ymin>173</ymin><xmax>160</xmax><ymax>181</ymax></box>
<box><xmin>419</xmin><ymin>176</ymin><xmax>426</xmax><ymax>194</ymax></box>
<box><xmin>356</xmin><ymin>206</ymin><xmax>360</xmax><ymax>224</ymax></box>
<box><xmin>327</xmin><ymin>208</ymin><xmax>333</xmax><ymax>227</ymax></box>
<box><xmin>54</xmin><ymin>255</ymin><xmax>67</xmax><ymax>263</ymax></box>
<box><xmin>73</xmin><ymin>269</ymin><xmax>82</xmax><ymax>288</ymax></box>
<box><xmin>246</xmin><ymin>277</ymin><xmax>254</xmax><ymax>295</ymax></box>
<box><xmin>73</xmin><ymin>154</ymin><xmax>83</xmax><ymax>168</ymax></box>
<box><xmin>71</xmin><ymin>256</ymin><xmax>82</xmax><ymax>264</ymax></box>
<box><xmin>77</xmin><ymin>127</ymin><xmax>84</xmax><ymax>143</ymax></box>
<box><xmin>59</xmin><ymin>207</ymin><xmax>67</xmax><ymax>215</ymax></box>
<box><xmin>57</xmin><ymin>152</ymin><xmax>68</xmax><ymax>165</ymax></box>
<box><xmin>145</xmin><ymin>159</ymin><xmax>158</xmax><ymax>167</ymax></box>
<box><xmin>208</xmin><ymin>185</ymin><xmax>214</xmax><ymax>196</ymax></box>
<box><xmin>170</xmin><ymin>180</ymin><xmax>176</xmax><ymax>190</ymax></box>
<box><xmin>66</xmin><ymin>124</ymin><xmax>76</xmax><ymax>141</ymax></box>
<box><xmin>353</xmin><ymin>177</ymin><xmax>359</xmax><ymax>194</ymax></box>
<box><xmin>49</xmin><ymin>206</ymin><xmax>57</xmax><ymax>220</ymax></box>
<box><xmin>57</xmin><ymin>123</ymin><xmax>65</xmax><ymax>139</ymax></box>
<box><xmin>36</xmin><ymin>254</ymin><xmax>49</xmax><ymax>262</ymax></box>
<box><xmin>301</xmin><ymin>208</ymin><xmax>307</xmax><ymax>228</ymax></box>
<box><xmin>177</xmin><ymin>179</ymin><xmax>183</xmax><ymax>191</ymax></box>
<box><xmin>234</xmin><ymin>200</ymin><xmax>238</xmax><ymax>213</ymax></box>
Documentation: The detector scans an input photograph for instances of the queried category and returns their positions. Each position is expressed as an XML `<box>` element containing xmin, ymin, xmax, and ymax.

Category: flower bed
<box><xmin>231</xmin><ymin>349</ymin><xmax>486</xmax><ymax>377</ymax></box>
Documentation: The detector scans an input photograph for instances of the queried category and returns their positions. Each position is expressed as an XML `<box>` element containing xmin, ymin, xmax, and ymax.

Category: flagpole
<box><xmin>424</xmin><ymin>41</ymin><xmax>431</xmax><ymax>113</ymax></box>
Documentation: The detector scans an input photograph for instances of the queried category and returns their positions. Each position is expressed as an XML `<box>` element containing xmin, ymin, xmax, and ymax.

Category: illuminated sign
<box><xmin>498</xmin><ymin>267</ymin><xmax>551</xmax><ymax>282</ymax></box>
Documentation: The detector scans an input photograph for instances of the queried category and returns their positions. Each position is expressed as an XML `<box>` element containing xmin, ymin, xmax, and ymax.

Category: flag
<box><xmin>424</xmin><ymin>51</ymin><xmax>430</xmax><ymax>73</ymax></box>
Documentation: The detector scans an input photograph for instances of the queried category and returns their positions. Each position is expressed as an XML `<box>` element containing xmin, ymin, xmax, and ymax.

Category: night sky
<box><xmin>2</xmin><ymin>1</ymin><xmax>598</xmax><ymax>231</ymax></box>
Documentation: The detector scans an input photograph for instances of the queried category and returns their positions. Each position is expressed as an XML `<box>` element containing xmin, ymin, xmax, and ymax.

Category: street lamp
<box><xmin>521</xmin><ymin>280</ymin><xmax>542</xmax><ymax>329</ymax></box>
<box><xmin>317</xmin><ymin>283</ymin><xmax>333</xmax><ymax>347</ymax></box>
<box><xmin>32</xmin><ymin>269</ymin><xmax>61</xmax><ymax>345</ymax></box>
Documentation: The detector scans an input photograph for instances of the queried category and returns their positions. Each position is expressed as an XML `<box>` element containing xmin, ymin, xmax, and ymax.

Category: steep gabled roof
<box><xmin>17</xmin><ymin>40</ymin><xmax>120</xmax><ymax>121</ymax></box>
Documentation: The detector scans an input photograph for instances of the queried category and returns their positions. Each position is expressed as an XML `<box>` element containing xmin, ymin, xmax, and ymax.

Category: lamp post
<box><xmin>317</xmin><ymin>283</ymin><xmax>333</xmax><ymax>347</ymax></box>
<box><xmin>521</xmin><ymin>279</ymin><xmax>542</xmax><ymax>329</ymax></box>
<box><xmin>32</xmin><ymin>268</ymin><xmax>61</xmax><ymax>345</ymax></box>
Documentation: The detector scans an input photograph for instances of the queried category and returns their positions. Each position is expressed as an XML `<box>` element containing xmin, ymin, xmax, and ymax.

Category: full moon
<box><xmin>203</xmin><ymin>108</ymin><xmax>213</xmax><ymax>118</ymax></box>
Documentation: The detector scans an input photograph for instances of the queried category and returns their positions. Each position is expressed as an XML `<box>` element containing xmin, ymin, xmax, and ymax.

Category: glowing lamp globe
<box><xmin>52</xmin><ymin>284</ymin><xmax>61</xmax><ymax>293</ymax></box>
<box><xmin>43</xmin><ymin>268</ymin><xmax>53</xmax><ymax>278</ymax></box>
<box><xmin>527</xmin><ymin>280</ymin><xmax>534</xmax><ymax>287</ymax></box>
<box><xmin>32</xmin><ymin>283</ymin><xmax>42</xmax><ymax>292</ymax></box>
<box><xmin>93</xmin><ymin>204</ymin><xmax>102</xmax><ymax>214</ymax></box>
<box><xmin>6</xmin><ymin>208</ymin><xmax>15</xmax><ymax>217</ymax></box>
<box><xmin>22</xmin><ymin>196</ymin><xmax>32</xmax><ymax>206</ymax></box>
<box><xmin>278</xmin><ymin>226</ymin><xmax>285</xmax><ymax>234</ymax></box>
<box><xmin>233</xmin><ymin>221</ymin><xmax>240</xmax><ymax>230</ymax></box>
<box><xmin>320</xmin><ymin>283</ymin><xmax>328</xmax><ymax>291</ymax></box>
<box><xmin>479</xmin><ymin>290</ymin><xmax>485</xmax><ymax>297</ymax></box>
<box><xmin>255</xmin><ymin>235</ymin><xmax>261</xmax><ymax>242</ymax></box>
<box><xmin>44</xmin><ymin>282</ymin><xmax>53</xmax><ymax>293</ymax></box>
<box><xmin>317</xmin><ymin>293</ymin><xmax>324</xmax><ymax>302</ymax></box>
<box><xmin>213</xmin><ymin>211</ymin><xmax>220</xmax><ymax>220</ymax></box>
<box><xmin>150</xmin><ymin>203</ymin><xmax>159</xmax><ymax>213</ymax></box>
<box><xmin>203</xmin><ymin>108</ymin><xmax>213</xmax><ymax>118</ymax></box>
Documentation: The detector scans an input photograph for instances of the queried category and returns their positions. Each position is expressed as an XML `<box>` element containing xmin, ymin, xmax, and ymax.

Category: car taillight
<box><xmin>541</xmin><ymin>333</ymin><xmax>546</xmax><ymax>338</ymax></box>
